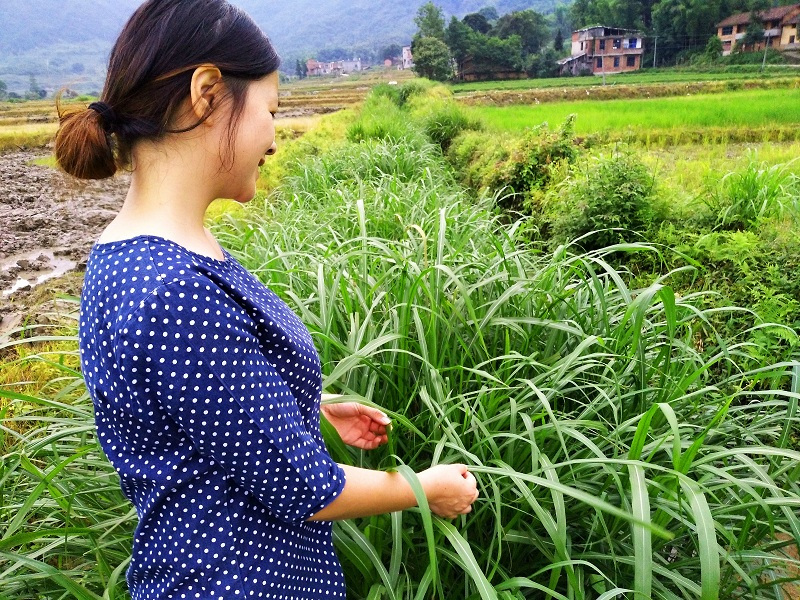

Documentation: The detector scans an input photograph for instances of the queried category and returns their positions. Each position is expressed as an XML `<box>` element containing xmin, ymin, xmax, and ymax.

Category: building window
<box><xmin>627</xmin><ymin>55</ymin><xmax>636</xmax><ymax>67</ymax></box>
<box><xmin>599</xmin><ymin>39</ymin><xmax>606</xmax><ymax>50</ymax></box>
<box><xmin>580</xmin><ymin>41</ymin><xmax>584</xmax><ymax>50</ymax></box>
<box><xmin>614</xmin><ymin>57</ymin><xmax>620</xmax><ymax>67</ymax></box>
<box><xmin>737</xmin><ymin>24</ymin><xmax>745</xmax><ymax>33</ymax></box>
<box><xmin>596</xmin><ymin>57</ymin><xmax>603</xmax><ymax>68</ymax></box>
<box><xmin>722</xmin><ymin>26</ymin><xmax>733</xmax><ymax>35</ymax></box>
<box><xmin>791</xmin><ymin>35</ymin><xmax>796</xmax><ymax>43</ymax></box>
<box><xmin>629</xmin><ymin>38</ymin><xmax>637</xmax><ymax>47</ymax></box>
<box><xmin>613</xmin><ymin>38</ymin><xmax>622</xmax><ymax>49</ymax></box>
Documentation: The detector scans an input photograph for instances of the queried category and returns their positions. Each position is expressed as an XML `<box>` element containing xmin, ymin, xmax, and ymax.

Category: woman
<box><xmin>56</xmin><ymin>1</ymin><xmax>478</xmax><ymax>598</ymax></box>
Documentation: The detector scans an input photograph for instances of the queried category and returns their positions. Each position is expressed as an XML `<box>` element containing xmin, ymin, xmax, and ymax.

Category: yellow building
<box><xmin>717</xmin><ymin>4</ymin><xmax>800</xmax><ymax>55</ymax></box>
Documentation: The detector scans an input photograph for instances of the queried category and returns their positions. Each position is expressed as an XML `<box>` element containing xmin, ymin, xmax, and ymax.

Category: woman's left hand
<box><xmin>321</xmin><ymin>401</ymin><xmax>391</xmax><ymax>450</ymax></box>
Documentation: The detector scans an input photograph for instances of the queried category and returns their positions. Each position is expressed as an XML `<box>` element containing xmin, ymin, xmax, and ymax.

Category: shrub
<box><xmin>704</xmin><ymin>158</ymin><xmax>799</xmax><ymax>230</ymax></box>
<box><xmin>419</xmin><ymin>102</ymin><xmax>482</xmax><ymax>150</ymax></box>
<box><xmin>347</xmin><ymin>95</ymin><xmax>424</xmax><ymax>144</ymax></box>
<box><xmin>447</xmin><ymin>116</ymin><xmax>581</xmax><ymax>213</ymax></box>
<box><xmin>545</xmin><ymin>149</ymin><xmax>660</xmax><ymax>249</ymax></box>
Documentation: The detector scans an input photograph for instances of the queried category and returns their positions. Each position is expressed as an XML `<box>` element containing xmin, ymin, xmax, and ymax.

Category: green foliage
<box><xmin>544</xmin><ymin>150</ymin><xmax>660</xmax><ymax>250</ymax></box>
<box><xmin>418</xmin><ymin>101</ymin><xmax>482</xmax><ymax>150</ymax></box>
<box><xmin>411</xmin><ymin>37</ymin><xmax>453</xmax><ymax>82</ymax></box>
<box><xmin>448</xmin><ymin>116</ymin><xmax>581</xmax><ymax>212</ymax></box>
<box><xmin>347</xmin><ymin>96</ymin><xmax>424</xmax><ymax>144</ymax></box>
<box><xmin>371</xmin><ymin>79</ymin><xmax>434</xmax><ymax>108</ymax></box>
<box><xmin>218</xmin><ymin>127</ymin><xmax>800</xmax><ymax>600</ymax></box>
<box><xmin>704</xmin><ymin>158</ymin><xmax>799</xmax><ymax>231</ymax></box>
<box><xmin>414</xmin><ymin>2</ymin><xmax>447</xmax><ymax>41</ymax></box>
<box><xmin>741</xmin><ymin>21</ymin><xmax>766</xmax><ymax>49</ymax></box>
<box><xmin>492</xmin><ymin>9</ymin><xmax>550</xmax><ymax>55</ymax></box>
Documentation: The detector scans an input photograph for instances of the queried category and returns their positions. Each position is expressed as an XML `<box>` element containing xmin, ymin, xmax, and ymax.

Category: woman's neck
<box><xmin>98</xmin><ymin>138</ymin><xmax>224</xmax><ymax>258</ymax></box>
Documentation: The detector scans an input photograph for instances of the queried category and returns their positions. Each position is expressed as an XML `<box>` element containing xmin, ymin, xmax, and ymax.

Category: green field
<box><xmin>451</xmin><ymin>65</ymin><xmax>800</xmax><ymax>93</ymax></box>
<box><xmin>473</xmin><ymin>88</ymin><xmax>800</xmax><ymax>134</ymax></box>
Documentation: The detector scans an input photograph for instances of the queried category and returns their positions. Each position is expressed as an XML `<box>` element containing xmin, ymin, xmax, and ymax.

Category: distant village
<box><xmin>303</xmin><ymin>46</ymin><xmax>414</xmax><ymax>78</ymax></box>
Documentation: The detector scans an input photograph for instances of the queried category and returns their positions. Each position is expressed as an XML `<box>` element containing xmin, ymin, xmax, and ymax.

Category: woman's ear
<box><xmin>189</xmin><ymin>65</ymin><xmax>224</xmax><ymax>125</ymax></box>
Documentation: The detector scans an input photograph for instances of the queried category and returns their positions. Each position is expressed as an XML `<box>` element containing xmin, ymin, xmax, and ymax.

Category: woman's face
<box><xmin>222</xmin><ymin>71</ymin><xmax>280</xmax><ymax>203</ymax></box>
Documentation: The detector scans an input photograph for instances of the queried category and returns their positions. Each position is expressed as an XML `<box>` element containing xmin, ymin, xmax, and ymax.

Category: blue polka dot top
<box><xmin>79</xmin><ymin>235</ymin><xmax>347</xmax><ymax>600</ymax></box>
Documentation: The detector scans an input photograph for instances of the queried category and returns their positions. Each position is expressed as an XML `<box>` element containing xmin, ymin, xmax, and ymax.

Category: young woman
<box><xmin>56</xmin><ymin>1</ymin><xmax>478</xmax><ymax>599</ymax></box>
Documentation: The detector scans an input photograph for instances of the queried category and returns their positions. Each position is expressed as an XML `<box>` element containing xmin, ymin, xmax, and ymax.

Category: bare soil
<box><xmin>0</xmin><ymin>149</ymin><xmax>128</xmax><ymax>338</ymax></box>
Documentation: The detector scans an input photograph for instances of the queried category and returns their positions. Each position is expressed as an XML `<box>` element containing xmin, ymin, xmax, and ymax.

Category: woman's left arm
<box><xmin>320</xmin><ymin>398</ymin><xmax>391</xmax><ymax>450</ymax></box>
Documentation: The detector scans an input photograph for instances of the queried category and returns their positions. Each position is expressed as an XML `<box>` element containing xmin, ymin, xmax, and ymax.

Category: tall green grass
<box><xmin>213</xmin><ymin>130</ymin><xmax>800</xmax><ymax>598</ymax></box>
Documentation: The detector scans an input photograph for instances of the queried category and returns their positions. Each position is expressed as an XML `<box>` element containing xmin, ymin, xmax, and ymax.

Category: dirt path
<box><xmin>0</xmin><ymin>149</ymin><xmax>129</xmax><ymax>337</ymax></box>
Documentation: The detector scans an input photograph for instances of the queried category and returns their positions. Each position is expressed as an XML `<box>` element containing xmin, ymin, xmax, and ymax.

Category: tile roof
<box><xmin>717</xmin><ymin>3</ymin><xmax>800</xmax><ymax>27</ymax></box>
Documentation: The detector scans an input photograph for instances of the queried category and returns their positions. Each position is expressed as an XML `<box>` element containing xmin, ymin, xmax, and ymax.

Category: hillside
<box><xmin>0</xmin><ymin>0</ymin><xmax>560</xmax><ymax>93</ymax></box>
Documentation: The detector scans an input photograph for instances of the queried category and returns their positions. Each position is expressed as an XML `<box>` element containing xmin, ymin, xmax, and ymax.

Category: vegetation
<box><xmin>471</xmin><ymin>88</ymin><xmax>800</xmax><ymax>140</ymax></box>
<box><xmin>3</xmin><ymin>80</ymin><xmax>800</xmax><ymax>600</ymax></box>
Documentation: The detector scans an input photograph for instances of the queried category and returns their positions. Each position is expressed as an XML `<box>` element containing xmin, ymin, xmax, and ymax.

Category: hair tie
<box><xmin>88</xmin><ymin>101</ymin><xmax>120</xmax><ymax>133</ymax></box>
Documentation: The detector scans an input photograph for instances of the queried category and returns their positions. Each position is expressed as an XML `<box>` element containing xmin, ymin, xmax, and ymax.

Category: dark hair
<box><xmin>56</xmin><ymin>0</ymin><xmax>280</xmax><ymax>180</ymax></box>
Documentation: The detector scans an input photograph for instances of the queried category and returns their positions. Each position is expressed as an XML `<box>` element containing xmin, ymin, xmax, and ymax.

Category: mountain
<box><xmin>0</xmin><ymin>0</ymin><xmax>562</xmax><ymax>93</ymax></box>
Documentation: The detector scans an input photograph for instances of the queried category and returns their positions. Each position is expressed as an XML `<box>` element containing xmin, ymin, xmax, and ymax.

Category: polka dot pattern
<box><xmin>79</xmin><ymin>235</ymin><xmax>347</xmax><ymax>599</ymax></box>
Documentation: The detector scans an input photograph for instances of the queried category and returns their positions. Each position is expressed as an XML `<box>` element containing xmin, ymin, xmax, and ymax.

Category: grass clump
<box><xmin>704</xmin><ymin>158</ymin><xmax>799</xmax><ymax>231</ymax></box>
<box><xmin>542</xmin><ymin>149</ymin><xmax>661</xmax><ymax>250</ymax></box>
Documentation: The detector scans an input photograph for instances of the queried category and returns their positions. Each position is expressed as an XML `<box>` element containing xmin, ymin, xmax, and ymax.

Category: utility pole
<box><xmin>653</xmin><ymin>35</ymin><xmax>658</xmax><ymax>68</ymax></box>
<box><xmin>761</xmin><ymin>32</ymin><xmax>770</xmax><ymax>72</ymax></box>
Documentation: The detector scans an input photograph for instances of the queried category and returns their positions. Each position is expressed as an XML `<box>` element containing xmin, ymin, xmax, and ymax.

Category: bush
<box><xmin>704</xmin><ymin>158</ymin><xmax>799</xmax><ymax>231</ymax></box>
<box><xmin>419</xmin><ymin>102</ymin><xmax>482</xmax><ymax>150</ymax></box>
<box><xmin>545</xmin><ymin>150</ymin><xmax>660</xmax><ymax>249</ymax></box>
<box><xmin>347</xmin><ymin>95</ymin><xmax>424</xmax><ymax>145</ymax></box>
<box><xmin>446</xmin><ymin>116</ymin><xmax>581</xmax><ymax>213</ymax></box>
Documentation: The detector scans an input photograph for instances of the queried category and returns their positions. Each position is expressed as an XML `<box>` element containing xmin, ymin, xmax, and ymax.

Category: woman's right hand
<box><xmin>418</xmin><ymin>464</ymin><xmax>479</xmax><ymax>519</ymax></box>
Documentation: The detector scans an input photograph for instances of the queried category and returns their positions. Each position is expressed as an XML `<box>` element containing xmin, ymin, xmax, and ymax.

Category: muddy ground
<box><xmin>0</xmin><ymin>149</ymin><xmax>129</xmax><ymax>338</ymax></box>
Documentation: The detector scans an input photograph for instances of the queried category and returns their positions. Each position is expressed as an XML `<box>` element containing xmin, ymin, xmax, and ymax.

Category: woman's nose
<box><xmin>266</xmin><ymin>141</ymin><xmax>277</xmax><ymax>156</ymax></box>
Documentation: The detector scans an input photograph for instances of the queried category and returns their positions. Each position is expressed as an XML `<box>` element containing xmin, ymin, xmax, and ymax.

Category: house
<box><xmin>558</xmin><ymin>26</ymin><xmax>644</xmax><ymax>76</ymax></box>
<box><xmin>306</xmin><ymin>59</ymin><xmax>328</xmax><ymax>77</ymax></box>
<box><xmin>716</xmin><ymin>4</ymin><xmax>800</xmax><ymax>55</ymax></box>
<box><xmin>306</xmin><ymin>58</ymin><xmax>363</xmax><ymax>77</ymax></box>
<box><xmin>460</xmin><ymin>55</ymin><xmax>527</xmax><ymax>82</ymax></box>
<box><xmin>341</xmin><ymin>58</ymin><xmax>363</xmax><ymax>74</ymax></box>
<box><xmin>402</xmin><ymin>46</ymin><xmax>414</xmax><ymax>69</ymax></box>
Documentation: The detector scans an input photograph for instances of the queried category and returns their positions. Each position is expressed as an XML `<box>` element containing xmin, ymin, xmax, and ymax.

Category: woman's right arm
<box><xmin>308</xmin><ymin>463</ymin><xmax>478</xmax><ymax>521</ymax></box>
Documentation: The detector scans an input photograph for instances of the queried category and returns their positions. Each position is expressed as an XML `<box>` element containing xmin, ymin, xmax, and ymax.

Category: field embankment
<box><xmin>456</xmin><ymin>76</ymin><xmax>800</xmax><ymax>106</ymax></box>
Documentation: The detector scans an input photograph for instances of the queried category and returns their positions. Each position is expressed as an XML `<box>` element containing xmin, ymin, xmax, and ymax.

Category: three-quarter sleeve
<box><xmin>113</xmin><ymin>277</ymin><xmax>346</xmax><ymax>524</ymax></box>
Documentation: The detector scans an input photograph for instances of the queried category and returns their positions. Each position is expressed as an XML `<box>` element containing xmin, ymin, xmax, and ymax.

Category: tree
<box><xmin>478</xmin><ymin>6</ymin><xmax>499</xmax><ymax>22</ymax></box>
<box><xmin>415</xmin><ymin>2</ymin><xmax>447</xmax><ymax>41</ymax></box>
<box><xmin>463</xmin><ymin>12</ymin><xmax>491</xmax><ymax>34</ymax></box>
<box><xmin>412</xmin><ymin>36</ymin><xmax>453</xmax><ymax>81</ymax></box>
<box><xmin>26</xmin><ymin>75</ymin><xmax>42</xmax><ymax>100</ymax></box>
<box><xmin>295</xmin><ymin>59</ymin><xmax>308</xmax><ymax>79</ymax></box>
<box><xmin>703</xmin><ymin>35</ymin><xmax>723</xmax><ymax>60</ymax></box>
<box><xmin>493</xmin><ymin>10</ymin><xmax>550</xmax><ymax>55</ymax></box>
<box><xmin>380</xmin><ymin>44</ymin><xmax>403</xmax><ymax>61</ymax></box>
<box><xmin>469</xmin><ymin>35</ymin><xmax>524</xmax><ymax>71</ymax></box>
<box><xmin>554</xmin><ymin>29</ymin><xmax>565</xmax><ymax>52</ymax></box>
<box><xmin>0</xmin><ymin>80</ymin><xmax>7</xmax><ymax>101</ymax></box>
<box><xmin>742</xmin><ymin>18</ymin><xmax>764</xmax><ymax>49</ymax></box>
<box><xmin>447</xmin><ymin>17</ymin><xmax>474</xmax><ymax>73</ymax></box>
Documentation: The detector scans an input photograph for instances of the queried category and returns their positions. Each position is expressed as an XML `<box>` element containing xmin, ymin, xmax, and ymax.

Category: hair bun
<box><xmin>55</xmin><ymin>104</ymin><xmax>118</xmax><ymax>180</ymax></box>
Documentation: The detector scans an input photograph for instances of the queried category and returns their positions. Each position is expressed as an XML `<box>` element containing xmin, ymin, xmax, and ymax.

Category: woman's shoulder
<box><xmin>82</xmin><ymin>235</ymin><xmax>236</xmax><ymax>326</ymax></box>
